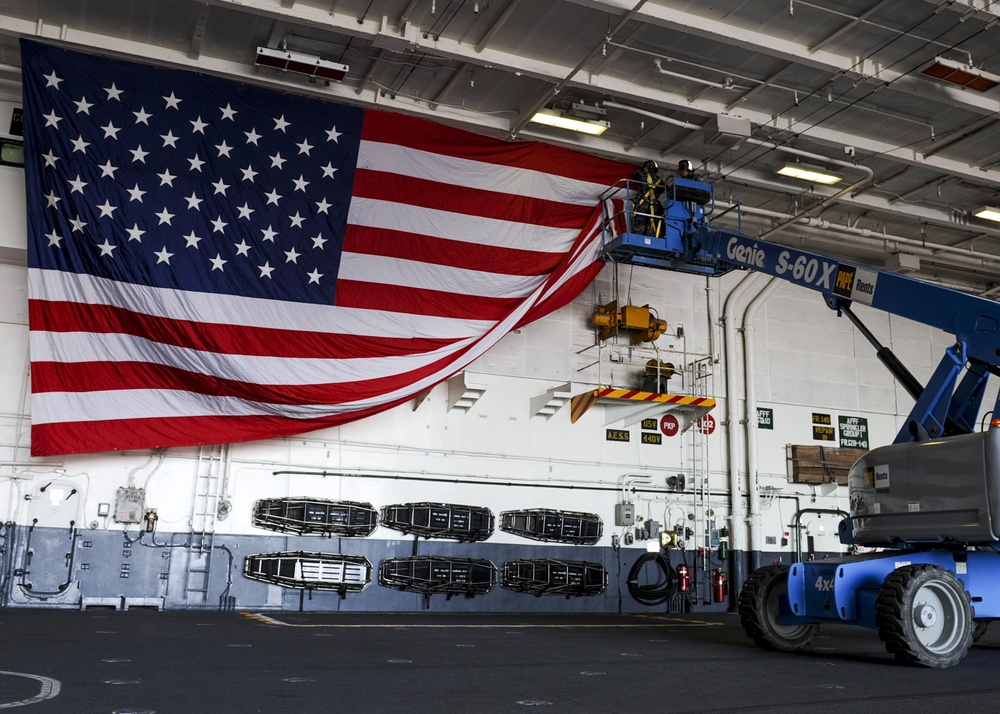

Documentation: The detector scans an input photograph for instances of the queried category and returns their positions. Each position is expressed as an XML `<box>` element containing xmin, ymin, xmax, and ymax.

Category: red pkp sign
<box><xmin>660</xmin><ymin>414</ymin><xmax>679</xmax><ymax>437</ymax></box>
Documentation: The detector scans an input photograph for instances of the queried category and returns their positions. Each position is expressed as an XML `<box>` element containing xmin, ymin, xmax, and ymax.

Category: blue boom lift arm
<box><xmin>601</xmin><ymin>175</ymin><xmax>1000</xmax><ymax>446</ymax></box>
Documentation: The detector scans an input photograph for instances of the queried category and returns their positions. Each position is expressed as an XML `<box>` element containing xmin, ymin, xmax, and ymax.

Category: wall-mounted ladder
<box><xmin>686</xmin><ymin>356</ymin><xmax>714</xmax><ymax>603</ymax></box>
<box><xmin>185</xmin><ymin>443</ymin><xmax>228</xmax><ymax>604</ymax></box>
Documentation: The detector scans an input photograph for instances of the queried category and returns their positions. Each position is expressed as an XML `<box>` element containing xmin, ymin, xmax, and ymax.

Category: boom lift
<box><xmin>600</xmin><ymin>174</ymin><xmax>1000</xmax><ymax>668</ymax></box>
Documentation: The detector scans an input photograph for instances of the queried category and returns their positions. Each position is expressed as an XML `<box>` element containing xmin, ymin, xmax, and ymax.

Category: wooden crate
<box><xmin>787</xmin><ymin>445</ymin><xmax>867</xmax><ymax>486</ymax></box>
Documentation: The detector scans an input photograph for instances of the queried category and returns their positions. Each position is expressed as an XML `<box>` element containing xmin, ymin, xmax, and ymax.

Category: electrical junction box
<box><xmin>703</xmin><ymin>113</ymin><xmax>751</xmax><ymax>148</ymax></box>
<box><xmin>886</xmin><ymin>252</ymin><xmax>920</xmax><ymax>274</ymax></box>
<box><xmin>614</xmin><ymin>502</ymin><xmax>635</xmax><ymax>526</ymax></box>
<box><xmin>114</xmin><ymin>487</ymin><xmax>146</xmax><ymax>524</ymax></box>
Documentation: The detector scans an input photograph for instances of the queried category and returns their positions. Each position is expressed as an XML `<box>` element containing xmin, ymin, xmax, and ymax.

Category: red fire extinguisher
<box><xmin>711</xmin><ymin>568</ymin><xmax>727</xmax><ymax>603</ymax></box>
<box><xmin>677</xmin><ymin>563</ymin><xmax>691</xmax><ymax>593</ymax></box>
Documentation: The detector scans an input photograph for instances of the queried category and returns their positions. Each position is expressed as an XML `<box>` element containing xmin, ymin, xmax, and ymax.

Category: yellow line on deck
<box><xmin>240</xmin><ymin>612</ymin><xmax>724</xmax><ymax>629</ymax></box>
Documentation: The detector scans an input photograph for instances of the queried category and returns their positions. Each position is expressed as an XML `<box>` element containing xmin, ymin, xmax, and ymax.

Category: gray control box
<box><xmin>614</xmin><ymin>502</ymin><xmax>635</xmax><ymax>526</ymax></box>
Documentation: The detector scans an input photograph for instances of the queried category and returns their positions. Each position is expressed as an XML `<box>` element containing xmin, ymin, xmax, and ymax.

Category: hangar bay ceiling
<box><xmin>2</xmin><ymin>0</ymin><xmax>1000</xmax><ymax>292</ymax></box>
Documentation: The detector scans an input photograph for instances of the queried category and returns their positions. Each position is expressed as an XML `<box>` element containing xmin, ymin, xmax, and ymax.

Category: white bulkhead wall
<box><xmin>0</xmin><ymin>154</ymin><xmax>955</xmax><ymax>565</ymax></box>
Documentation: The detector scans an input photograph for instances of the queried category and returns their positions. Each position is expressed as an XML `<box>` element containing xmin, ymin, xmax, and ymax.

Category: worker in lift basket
<box><xmin>676</xmin><ymin>159</ymin><xmax>698</xmax><ymax>180</ymax></box>
<box><xmin>630</xmin><ymin>159</ymin><xmax>665</xmax><ymax>238</ymax></box>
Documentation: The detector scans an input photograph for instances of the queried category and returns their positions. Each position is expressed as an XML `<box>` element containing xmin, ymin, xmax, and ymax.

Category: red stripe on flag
<box><xmin>332</xmin><ymin>279</ymin><xmax>520</xmax><ymax>319</ymax></box>
<box><xmin>352</xmin><ymin>169</ymin><xmax>593</xmax><ymax>228</ymax></box>
<box><xmin>30</xmin><ymin>403</ymin><xmax>410</xmax><ymax>456</ymax></box>
<box><xmin>343</xmin><ymin>224</ymin><xmax>562</xmax><ymax>276</ymax></box>
<box><xmin>516</xmin><ymin>262</ymin><xmax>604</xmax><ymax>327</ymax></box>
<box><xmin>29</xmin><ymin>300</ymin><xmax>452</xmax><ymax>360</ymax></box>
<box><xmin>362</xmin><ymin>110</ymin><xmax>634</xmax><ymax>183</ymax></box>
<box><xmin>31</xmin><ymin>340</ymin><xmax>474</xmax><ymax>402</ymax></box>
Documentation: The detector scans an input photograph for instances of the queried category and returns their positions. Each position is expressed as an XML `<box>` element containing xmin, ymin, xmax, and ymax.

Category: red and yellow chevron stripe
<box><xmin>570</xmin><ymin>388</ymin><xmax>716</xmax><ymax>424</ymax></box>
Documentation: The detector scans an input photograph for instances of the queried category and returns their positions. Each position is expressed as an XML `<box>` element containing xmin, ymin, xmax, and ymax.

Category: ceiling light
<box><xmin>974</xmin><ymin>207</ymin><xmax>1000</xmax><ymax>222</ymax></box>
<box><xmin>530</xmin><ymin>110</ymin><xmax>609</xmax><ymax>136</ymax></box>
<box><xmin>255</xmin><ymin>47</ymin><xmax>349</xmax><ymax>82</ymax></box>
<box><xmin>776</xmin><ymin>164</ymin><xmax>843</xmax><ymax>185</ymax></box>
<box><xmin>919</xmin><ymin>56</ymin><xmax>1000</xmax><ymax>92</ymax></box>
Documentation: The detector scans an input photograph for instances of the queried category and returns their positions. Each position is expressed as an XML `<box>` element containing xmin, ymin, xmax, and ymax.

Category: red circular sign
<box><xmin>660</xmin><ymin>414</ymin><xmax>680</xmax><ymax>437</ymax></box>
<box><xmin>696</xmin><ymin>414</ymin><xmax>717</xmax><ymax>435</ymax></box>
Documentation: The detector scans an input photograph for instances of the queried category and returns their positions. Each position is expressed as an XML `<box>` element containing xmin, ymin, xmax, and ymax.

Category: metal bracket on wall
<box><xmin>529</xmin><ymin>382</ymin><xmax>573</xmax><ymax>419</ymax></box>
<box><xmin>447</xmin><ymin>372</ymin><xmax>487</xmax><ymax>412</ymax></box>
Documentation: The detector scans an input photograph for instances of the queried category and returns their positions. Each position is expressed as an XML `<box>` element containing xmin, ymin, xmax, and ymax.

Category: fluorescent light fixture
<box><xmin>530</xmin><ymin>110</ymin><xmax>609</xmax><ymax>136</ymax></box>
<box><xmin>975</xmin><ymin>206</ymin><xmax>1000</xmax><ymax>222</ymax></box>
<box><xmin>776</xmin><ymin>163</ymin><xmax>843</xmax><ymax>185</ymax></box>
<box><xmin>255</xmin><ymin>46</ymin><xmax>348</xmax><ymax>82</ymax></box>
<box><xmin>920</xmin><ymin>56</ymin><xmax>999</xmax><ymax>92</ymax></box>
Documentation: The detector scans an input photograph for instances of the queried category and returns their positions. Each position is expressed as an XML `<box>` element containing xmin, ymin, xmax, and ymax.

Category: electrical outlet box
<box><xmin>614</xmin><ymin>502</ymin><xmax>635</xmax><ymax>526</ymax></box>
<box><xmin>660</xmin><ymin>531</ymin><xmax>679</xmax><ymax>548</ymax></box>
<box><xmin>114</xmin><ymin>487</ymin><xmax>146</xmax><ymax>524</ymax></box>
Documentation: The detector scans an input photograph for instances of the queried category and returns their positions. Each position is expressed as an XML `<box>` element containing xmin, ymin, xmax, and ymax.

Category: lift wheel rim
<box><xmin>910</xmin><ymin>582</ymin><xmax>964</xmax><ymax>654</ymax></box>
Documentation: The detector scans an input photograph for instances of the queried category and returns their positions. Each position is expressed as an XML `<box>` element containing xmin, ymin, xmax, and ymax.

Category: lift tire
<box><xmin>738</xmin><ymin>564</ymin><xmax>819</xmax><ymax>652</ymax></box>
<box><xmin>875</xmin><ymin>564</ymin><xmax>973</xmax><ymax>668</ymax></box>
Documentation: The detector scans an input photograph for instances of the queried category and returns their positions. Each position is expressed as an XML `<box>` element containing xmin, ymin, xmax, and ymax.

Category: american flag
<box><xmin>21</xmin><ymin>40</ymin><xmax>630</xmax><ymax>456</ymax></box>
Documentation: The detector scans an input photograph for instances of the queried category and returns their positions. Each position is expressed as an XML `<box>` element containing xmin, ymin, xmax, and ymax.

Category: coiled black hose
<box><xmin>627</xmin><ymin>552</ymin><xmax>677</xmax><ymax>606</ymax></box>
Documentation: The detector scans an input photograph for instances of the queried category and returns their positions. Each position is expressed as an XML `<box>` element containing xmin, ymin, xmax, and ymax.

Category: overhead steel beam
<box><xmin>428</xmin><ymin>61</ymin><xmax>471</xmax><ymax>109</ymax></box>
<box><xmin>4</xmin><ymin>2</ymin><xmax>999</xmax><ymax>191</ymax></box>
<box><xmin>559</xmin><ymin>0</ymin><xmax>1000</xmax><ymax>115</ymax></box>
<box><xmin>923</xmin><ymin>0</ymin><xmax>1000</xmax><ymax>25</ymax></box>
<box><xmin>189</xmin><ymin>3</ymin><xmax>211</xmax><ymax>60</ymax></box>
<box><xmin>176</xmin><ymin>0</ymin><xmax>1000</xmax><ymax>189</ymax></box>
<box><xmin>810</xmin><ymin>0</ymin><xmax>906</xmax><ymax>53</ymax></box>
<box><xmin>509</xmin><ymin>0</ymin><xmax>651</xmax><ymax>138</ymax></box>
<box><xmin>474</xmin><ymin>0</ymin><xmax>521</xmax><ymax>53</ymax></box>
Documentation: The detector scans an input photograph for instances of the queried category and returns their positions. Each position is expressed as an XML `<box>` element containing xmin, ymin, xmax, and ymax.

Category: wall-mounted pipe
<box><xmin>721</xmin><ymin>272</ymin><xmax>766</xmax><ymax>597</ymax></box>
<box><xmin>741</xmin><ymin>277</ymin><xmax>782</xmax><ymax>574</ymax></box>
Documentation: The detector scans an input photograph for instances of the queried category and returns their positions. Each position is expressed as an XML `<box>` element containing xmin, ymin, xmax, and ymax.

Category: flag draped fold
<box><xmin>21</xmin><ymin>40</ymin><xmax>630</xmax><ymax>456</ymax></box>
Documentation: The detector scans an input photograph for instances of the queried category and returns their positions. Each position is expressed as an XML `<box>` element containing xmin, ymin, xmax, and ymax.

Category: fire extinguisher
<box><xmin>711</xmin><ymin>568</ymin><xmax>727</xmax><ymax>603</ymax></box>
<box><xmin>676</xmin><ymin>563</ymin><xmax>691</xmax><ymax>593</ymax></box>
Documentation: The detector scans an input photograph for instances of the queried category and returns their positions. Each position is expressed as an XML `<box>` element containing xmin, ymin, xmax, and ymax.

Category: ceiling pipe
<box><xmin>651</xmin><ymin>58</ymin><xmax>743</xmax><ymax>90</ymax></box>
<box><xmin>602</xmin><ymin>99</ymin><xmax>698</xmax><ymax>131</ymax></box>
<box><xmin>605</xmin><ymin>102</ymin><xmax>1000</xmax><ymax>277</ymax></box>
<box><xmin>606</xmin><ymin>41</ymin><xmax>934</xmax><ymax>135</ymax></box>
<box><xmin>606</xmin><ymin>101</ymin><xmax>870</xmax><ymax>183</ymax></box>
<box><xmin>726</xmin><ymin>170</ymin><xmax>1000</xmax><ymax>246</ymax></box>
<box><xmin>746</xmin><ymin>142</ymin><xmax>874</xmax><ymax>241</ymax></box>
<box><xmin>724</xmin><ymin>201</ymin><xmax>1000</xmax><ymax>277</ymax></box>
<box><xmin>395</xmin><ymin>0</ymin><xmax>421</xmax><ymax>32</ymax></box>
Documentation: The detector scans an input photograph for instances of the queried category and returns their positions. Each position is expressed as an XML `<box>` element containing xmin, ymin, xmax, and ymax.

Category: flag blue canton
<box><xmin>22</xmin><ymin>40</ymin><xmax>364</xmax><ymax>305</ymax></box>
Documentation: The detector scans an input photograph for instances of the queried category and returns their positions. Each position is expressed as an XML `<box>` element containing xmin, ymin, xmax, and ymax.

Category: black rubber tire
<box><xmin>875</xmin><ymin>564</ymin><xmax>973</xmax><ymax>668</ymax></box>
<box><xmin>738</xmin><ymin>564</ymin><xmax>819</xmax><ymax>652</ymax></box>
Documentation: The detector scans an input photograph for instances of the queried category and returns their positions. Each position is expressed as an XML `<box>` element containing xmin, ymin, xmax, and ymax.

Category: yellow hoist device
<box><xmin>591</xmin><ymin>300</ymin><xmax>668</xmax><ymax>345</ymax></box>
